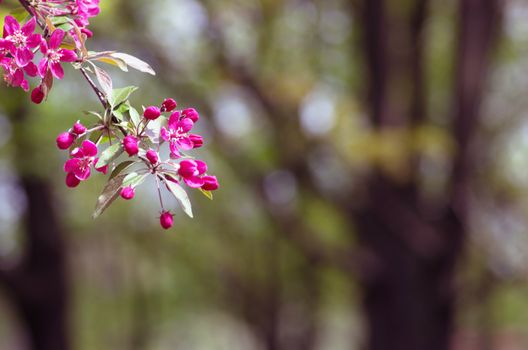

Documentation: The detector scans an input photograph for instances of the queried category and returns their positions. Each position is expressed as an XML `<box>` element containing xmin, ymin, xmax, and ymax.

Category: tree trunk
<box><xmin>355</xmin><ymin>0</ymin><xmax>501</xmax><ymax>349</ymax></box>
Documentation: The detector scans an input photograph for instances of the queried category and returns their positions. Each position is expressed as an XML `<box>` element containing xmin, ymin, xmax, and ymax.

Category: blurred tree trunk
<box><xmin>0</xmin><ymin>103</ymin><xmax>70</xmax><ymax>350</ymax></box>
<box><xmin>355</xmin><ymin>0</ymin><xmax>501</xmax><ymax>349</ymax></box>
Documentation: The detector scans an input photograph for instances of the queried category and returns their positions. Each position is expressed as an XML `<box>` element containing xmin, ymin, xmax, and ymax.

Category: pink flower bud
<box><xmin>31</xmin><ymin>86</ymin><xmax>45</xmax><ymax>104</ymax></box>
<box><xmin>81</xmin><ymin>28</ymin><xmax>93</xmax><ymax>38</ymax></box>
<box><xmin>120</xmin><ymin>186</ymin><xmax>135</xmax><ymax>200</ymax></box>
<box><xmin>202</xmin><ymin>175</ymin><xmax>219</xmax><ymax>191</ymax></box>
<box><xmin>161</xmin><ymin>98</ymin><xmax>177</xmax><ymax>112</ymax></box>
<box><xmin>65</xmin><ymin>172</ymin><xmax>80</xmax><ymax>188</ymax></box>
<box><xmin>189</xmin><ymin>134</ymin><xmax>203</xmax><ymax>148</ymax></box>
<box><xmin>182</xmin><ymin>108</ymin><xmax>199</xmax><ymax>123</ymax></box>
<box><xmin>123</xmin><ymin>135</ymin><xmax>139</xmax><ymax>156</ymax></box>
<box><xmin>146</xmin><ymin>149</ymin><xmax>159</xmax><ymax>165</ymax></box>
<box><xmin>72</xmin><ymin>121</ymin><xmax>87</xmax><ymax>135</ymax></box>
<box><xmin>160</xmin><ymin>211</ymin><xmax>174</xmax><ymax>229</ymax></box>
<box><xmin>56</xmin><ymin>132</ymin><xmax>75</xmax><ymax>150</ymax></box>
<box><xmin>144</xmin><ymin>106</ymin><xmax>161</xmax><ymax>120</ymax></box>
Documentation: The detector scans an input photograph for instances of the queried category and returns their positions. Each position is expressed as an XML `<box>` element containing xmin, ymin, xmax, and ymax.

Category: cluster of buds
<box><xmin>1</xmin><ymin>1</ymin><xmax>219</xmax><ymax>230</ymax></box>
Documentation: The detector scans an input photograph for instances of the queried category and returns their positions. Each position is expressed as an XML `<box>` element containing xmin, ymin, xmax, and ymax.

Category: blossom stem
<box><xmin>155</xmin><ymin>174</ymin><xmax>165</xmax><ymax>210</ymax></box>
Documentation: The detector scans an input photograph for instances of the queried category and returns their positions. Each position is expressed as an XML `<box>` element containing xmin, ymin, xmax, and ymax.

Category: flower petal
<box><xmin>59</xmin><ymin>49</ymin><xmax>77</xmax><ymax>62</ymax></box>
<box><xmin>21</xmin><ymin>17</ymin><xmax>36</xmax><ymax>36</ymax></box>
<box><xmin>49</xmin><ymin>29</ymin><xmax>65</xmax><ymax>50</ymax></box>
<box><xmin>184</xmin><ymin>176</ymin><xmax>205</xmax><ymax>188</ymax></box>
<box><xmin>50</xmin><ymin>62</ymin><xmax>64</xmax><ymax>80</ymax></box>
<box><xmin>195</xmin><ymin>160</ymin><xmax>207</xmax><ymax>175</ymax></box>
<box><xmin>64</xmin><ymin>158</ymin><xmax>81</xmax><ymax>173</ymax></box>
<box><xmin>38</xmin><ymin>58</ymin><xmax>48</xmax><ymax>78</ymax></box>
<box><xmin>3</xmin><ymin>16</ymin><xmax>19</xmax><ymax>37</ymax></box>
<box><xmin>168</xmin><ymin>111</ymin><xmax>180</xmax><ymax>130</ymax></box>
<box><xmin>177</xmin><ymin>137</ymin><xmax>193</xmax><ymax>151</ymax></box>
<box><xmin>15</xmin><ymin>47</ymin><xmax>33</xmax><ymax>67</ymax></box>
<box><xmin>74</xmin><ymin>165</ymin><xmax>91</xmax><ymax>181</ymax></box>
<box><xmin>178</xmin><ymin>118</ymin><xmax>194</xmax><ymax>133</ymax></box>
<box><xmin>81</xmin><ymin>140</ymin><xmax>98</xmax><ymax>157</ymax></box>
<box><xmin>26</xmin><ymin>33</ymin><xmax>42</xmax><ymax>49</ymax></box>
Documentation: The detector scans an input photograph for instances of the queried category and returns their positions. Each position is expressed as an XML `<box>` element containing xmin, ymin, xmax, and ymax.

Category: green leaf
<box><xmin>129</xmin><ymin>106</ymin><xmax>141</xmax><ymax>127</ymax></box>
<box><xmin>94</xmin><ymin>56</ymin><xmax>129</xmax><ymax>72</ymax></box>
<box><xmin>110</xmin><ymin>86</ymin><xmax>138</xmax><ymax>108</ymax></box>
<box><xmin>122</xmin><ymin>172</ymin><xmax>148</xmax><ymax>188</ymax></box>
<box><xmin>95</xmin><ymin>143</ymin><xmax>123</xmax><ymax>168</ymax></box>
<box><xmin>93</xmin><ymin>174</ymin><xmax>126</xmax><ymax>219</ymax></box>
<box><xmin>110</xmin><ymin>160</ymin><xmax>137</xmax><ymax>180</ymax></box>
<box><xmin>93</xmin><ymin>65</ymin><xmax>113</xmax><ymax>97</ymax></box>
<box><xmin>199</xmin><ymin>188</ymin><xmax>213</xmax><ymax>200</ymax></box>
<box><xmin>110</xmin><ymin>53</ymin><xmax>156</xmax><ymax>75</ymax></box>
<box><xmin>165</xmin><ymin>180</ymin><xmax>193</xmax><ymax>218</ymax></box>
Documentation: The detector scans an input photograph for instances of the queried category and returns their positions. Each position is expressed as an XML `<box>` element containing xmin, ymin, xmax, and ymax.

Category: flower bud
<box><xmin>202</xmin><ymin>175</ymin><xmax>219</xmax><ymax>191</ymax></box>
<box><xmin>123</xmin><ymin>135</ymin><xmax>139</xmax><ymax>156</ymax></box>
<box><xmin>31</xmin><ymin>85</ymin><xmax>45</xmax><ymax>104</ymax></box>
<box><xmin>56</xmin><ymin>132</ymin><xmax>75</xmax><ymax>150</ymax></box>
<box><xmin>144</xmin><ymin>106</ymin><xmax>161</xmax><ymax>120</ymax></box>
<box><xmin>120</xmin><ymin>186</ymin><xmax>135</xmax><ymax>200</ymax></box>
<box><xmin>189</xmin><ymin>134</ymin><xmax>203</xmax><ymax>148</ymax></box>
<box><xmin>146</xmin><ymin>149</ymin><xmax>159</xmax><ymax>165</ymax></box>
<box><xmin>160</xmin><ymin>211</ymin><xmax>174</xmax><ymax>229</ymax></box>
<box><xmin>161</xmin><ymin>98</ymin><xmax>177</xmax><ymax>112</ymax></box>
<box><xmin>182</xmin><ymin>108</ymin><xmax>199</xmax><ymax>123</ymax></box>
<box><xmin>65</xmin><ymin>172</ymin><xmax>81</xmax><ymax>188</ymax></box>
<box><xmin>73</xmin><ymin>121</ymin><xmax>87</xmax><ymax>135</ymax></box>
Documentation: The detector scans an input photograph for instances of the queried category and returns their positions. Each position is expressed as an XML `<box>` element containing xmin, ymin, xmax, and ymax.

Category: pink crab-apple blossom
<box><xmin>182</xmin><ymin>108</ymin><xmax>199</xmax><ymax>123</ymax></box>
<box><xmin>123</xmin><ymin>135</ymin><xmax>139</xmax><ymax>156</ymax></box>
<box><xmin>1</xmin><ymin>57</ymin><xmax>37</xmax><ymax>91</ymax></box>
<box><xmin>161</xmin><ymin>98</ymin><xmax>177</xmax><ymax>112</ymax></box>
<box><xmin>178</xmin><ymin>159</ymin><xmax>208</xmax><ymax>188</ymax></box>
<box><xmin>161</xmin><ymin>112</ymin><xmax>195</xmax><ymax>158</ymax></box>
<box><xmin>31</xmin><ymin>85</ymin><xmax>45</xmax><ymax>104</ymax></box>
<box><xmin>56</xmin><ymin>132</ymin><xmax>75</xmax><ymax>150</ymax></box>
<box><xmin>38</xmin><ymin>29</ymin><xmax>77</xmax><ymax>79</ymax></box>
<box><xmin>143</xmin><ymin>106</ymin><xmax>161</xmax><ymax>120</ymax></box>
<box><xmin>202</xmin><ymin>176</ymin><xmax>219</xmax><ymax>191</ymax></box>
<box><xmin>2</xmin><ymin>16</ymin><xmax>42</xmax><ymax>67</ymax></box>
<box><xmin>120</xmin><ymin>186</ymin><xmax>135</xmax><ymax>200</ymax></box>
<box><xmin>188</xmin><ymin>134</ymin><xmax>203</xmax><ymax>148</ymax></box>
<box><xmin>160</xmin><ymin>211</ymin><xmax>174</xmax><ymax>230</ymax></box>
<box><xmin>72</xmin><ymin>121</ymin><xmax>87</xmax><ymax>135</ymax></box>
<box><xmin>63</xmin><ymin>140</ymin><xmax>107</xmax><ymax>181</ymax></box>
<box><xmin>146</xmin><ymin>149</ymin><xmax>159</xmax><ymax>165</ymax></box>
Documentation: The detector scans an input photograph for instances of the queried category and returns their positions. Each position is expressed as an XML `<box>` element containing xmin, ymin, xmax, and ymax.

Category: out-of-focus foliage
<box><xmin>1</xmin><ymin>0</ymin><xmax>528</xmax><ymax>349</ymax></box>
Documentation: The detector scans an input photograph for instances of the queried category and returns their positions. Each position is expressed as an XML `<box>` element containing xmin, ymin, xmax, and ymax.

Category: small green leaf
<box><xmin>110</xmin><ymin>53</ymin><xmax>156</xmax><ymax>75</ymax></box>
<box><xmin>165</xmin><ymin>180</ymin><xmax>193</xmax><ymax>218</ymax></box>
<box><xmin>110</xmin><ymin>160</ymin><xmax>137</xmax><ymax>180</ymax></box>
<box><xmin>95</xmin><ymin>143</ymin><xmax>123</xmax><ymax>168</ymax></box>
<box><xmin>110</xmin><ymin>86</ymin><xmax>138</xmax><ymax>108</ymax></box>
<box><xmin>129</xmin><ymin>106</ymin><xmax>141</xmax><ymax>127</ymax></box>
<box><xmin>93</xmin><ymin>174</ymin><xmax>126</xmax><ymax>219</ymax></box>
<box><xmin>122</xmin><ymin>172</ymin><xmax>148</xmax><ymax>188</ymax></box>
<box><xmin>199</xmin><ymin>188</ymin><xmax>213</xmax><ymax>200</ymax></box>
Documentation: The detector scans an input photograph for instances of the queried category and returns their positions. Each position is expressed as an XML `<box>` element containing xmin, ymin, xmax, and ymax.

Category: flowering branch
<box><xmin>1</xmin><ymin>0</ymin><xmax>219</xmax><ymax>229</ymax></box>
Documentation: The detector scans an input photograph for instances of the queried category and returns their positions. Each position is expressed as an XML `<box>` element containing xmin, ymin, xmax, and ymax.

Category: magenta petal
<box><xmin>160</xmin><ymin>127</ymin><xmax>170</xmax><ymax>142</ymax></box>
<box><xmin>38</xmin><ymin>58</ymin><xmax>48</xmax><ymax>78</ymax></box>
<box><xmin>27</xmin><ymin>33</ymin><xmax>42</xmax><ymax>48</ymax></box>
<box><xmin>3</xmin><ymin>16</ymin><xmax>19</xmax><ymax>37</ymax></box>
<box><xmin>74</xmin><ymin>166</ymin><xmax>91</xmax><ymax>181</ymax></box>
<box><xmin>169</xmin><ymin>141</ymin><xmax>182</xmax><ymax>158</ymax></box>
<box><xmin>178</xmin><ymin>118</ymin><xmax>194</xmax><ymax>133</ymax></box>
<box><xmin>39</xmin><ymin>40</ymin><xmax>48</xmax><ymax>55</ymax></box>
<box><xmin>195</xmin><ymin>160</ymin><xmax>208</xmax><ymax>174</ymax></box>
<box><xmin>177</xmin><ymin>137</ymin><xmax>194</xmax><ymax>151</ymax></box>
<box><xmin>21</xmin><ymin>17</ymin><xmax>36</xmax><ymax>36</ymax></box>
<box><xmin>81</xmin><ymin>140</ymin><xmax>98</xmax><ymax>157</ymax></box>
<box><xmin>15</xmin><ymin>47</ymin><xmax>33</xmax><ymax>67</ymax></box>
<box><xmin>49</xmin><ymin>29</ymin><xmax>65</xmax><ymax>50</ymax></box>
<box><xmin>50</xmin><ymin>62</ymin><xmax>64</xmax><ymax>80</ymax></box>
<box><xmin>178</xmin><ymin>160</ymin><xmax>197</xmax><ymax>178</ymax></box>
<box><xmin>11</xmin><ymin>69</ymin><xmax>24</xmax><ymax>86</ymax></box>
<box><xmin>168</xmin><ymin>111</ymin><xmax>181</xmax><ymax>130</ymax></box>
<box><xmin>184</xmin><ymin>176</ymin><xmax>205</xmax><ymax>188</ymax></box>
<box><xmin>64</xmin><ymin>158</ymin><xmax>81</xmax><ymax>173</ymax></box>
<box><xmin>59</xmin><ymin>49</ymin><xmax>77</xmax><ymax>62</ymax></box>
<box><xmin>20</xmin><ymin>79</ymin><xmax>29</xmax><ymax>92</ymax></box>
<box><xmin>24</xmin><ymin>62</ymin><xmax>38</xmax><ymax>77</ymax></box>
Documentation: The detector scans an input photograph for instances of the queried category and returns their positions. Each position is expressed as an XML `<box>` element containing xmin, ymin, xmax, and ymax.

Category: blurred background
<box><xmin>1</xmin><ymin>0</ymin><xmax>528</xmax><ymax>349</ymax></box>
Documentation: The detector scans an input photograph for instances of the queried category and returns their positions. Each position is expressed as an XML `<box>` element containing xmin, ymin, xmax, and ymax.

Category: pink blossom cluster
<box><xmin>0</xmin><ymin>15</ymin><xmax>76</xmax><ymax>97</ymax></box>
<box><xmin>1</xmin><ymin>2</ymin><xmax>218</xmax><ymax>230</ymax></box>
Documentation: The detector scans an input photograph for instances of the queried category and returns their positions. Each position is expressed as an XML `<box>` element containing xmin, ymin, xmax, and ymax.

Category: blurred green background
<box><xmin>1</xmin><ymin>0</ymin><xmax>528</xmax><ymax>349</ymax></box>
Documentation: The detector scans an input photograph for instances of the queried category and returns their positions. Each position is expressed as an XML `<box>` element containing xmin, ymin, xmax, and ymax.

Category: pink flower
<box><xmin>201</xmin><ymin>176</ymin><xmax>219</xmax><ymax>191</ymax></box>
<box><xmin>146</xmin><ymin>149</ymin><xmax>159</xmax><ymax>165</ymax></box>
<box><xmin>160</xmin><ymin>112</ymin><xmax>195</xmax><ymax>158</ymax></box>
<box><xmin>161</xmin><ymin>98</ymin><xmax>177</xmax><ymax>112</ymax></box>
<box><xmin>31</xmin><ymin>85</ymin><xmax>45</xmax><ymax>104</ymax></box>
<box><xmin>63</xmin><ymin>140</ymin><xmax>106</xmax><ymax>182</ymax></box>
<box><xmin>159</xmin><ymin>211</ymin><xmax>174</xmax><ymax>229</ymax></box>
<box><xmin>56</xmin><ymin>132</ymin><xmax>75</xmax><ymax>150</ymax></box>
<box><xmin>1</xmin><ymin>57</ymin><xmax>37</xmax><ymax>91</ymax></box>
<box><xmin>143</xmin><ymin>106</ymin><xmax>161</xmax><ymax>120</ymax></box>
<box><xmin>188</xmin><ymin>134</ymin><xmax>203</xmax><ymax>148</ymax></box>
<box><xmin>120</xmin><ymin>186</ymin><xmax>135</xmax><ymax>200</ymax></box>
<box><xmin>2</xmin><ymin>16</ymin><xmax>42</xmax><ymax>67</ymax></box>
<box><xmin>123</xmin><ymin>135</ymin><xmax>139</xmax><ymax>156</ymax></box>
<box><xmin>72</xmin><ymin>121</ymin><xmax>87</xmax><ymax>135</ymax></box>
<box><xmin>65</xmin><ymin>172</ymin><xmax>81</xmax><ymax>188</ymax></box>
<box><xmin>182</xmin><ymin>108</ymin><xmax>199</xmax><ymax>122</ymax></box>
<box><xmin>38</xmin><ymin>29</ymin><xmax>77</xmax><ymax>80</ymax></box>
<box><xmin>178</xmin><ymin>159</ymin><xmax>207</xmax><ymax>188</ymax></box>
